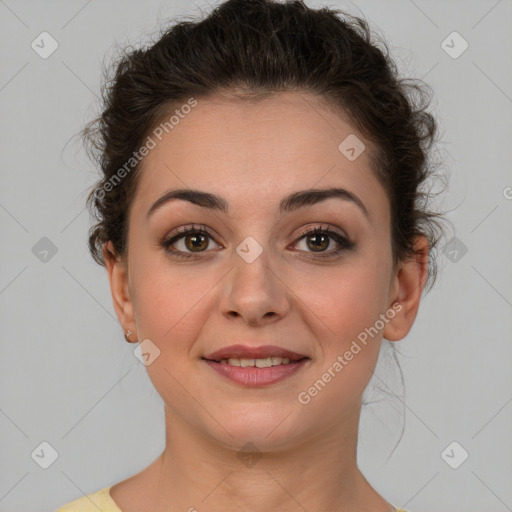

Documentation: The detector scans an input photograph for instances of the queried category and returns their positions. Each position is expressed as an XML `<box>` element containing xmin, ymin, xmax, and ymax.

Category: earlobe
<box><xmin>103</xmin><ymin>241</ymin><xmax>137</xmax><ymax>339</ymax></box>
<box><xmin>383</xmin><ymin>235</ymin><xmax>429</xmax><ymax>342</ymax></box>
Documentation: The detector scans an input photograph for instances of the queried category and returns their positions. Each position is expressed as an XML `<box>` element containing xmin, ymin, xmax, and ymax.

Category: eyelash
<box><xmin>160</xmin><ymin>223</ymin><xmax>354</xmax><ymax>260</ymax></box>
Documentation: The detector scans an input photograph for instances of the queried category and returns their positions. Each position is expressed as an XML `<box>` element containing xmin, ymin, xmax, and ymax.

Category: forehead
<box><xmin>132</xmin><ymin>92</ymin><xmax>389</xmax><ymax>222</ymax></box>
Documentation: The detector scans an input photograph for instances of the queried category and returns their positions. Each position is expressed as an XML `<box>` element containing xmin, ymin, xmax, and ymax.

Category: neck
<box><xmin>135</xmin><ymin>401</ymin><xmax>394</xmax><ymax>512</ymax></box>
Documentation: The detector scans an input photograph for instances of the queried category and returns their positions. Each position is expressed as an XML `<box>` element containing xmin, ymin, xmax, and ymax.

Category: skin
<box><xmin>104</xmin><ymin>91</ymin><xmax>428</xmax><ymax>512</ymax></box>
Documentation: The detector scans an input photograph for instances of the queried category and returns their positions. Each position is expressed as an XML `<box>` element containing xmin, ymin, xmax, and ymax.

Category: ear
<box><xmin>383</xmin><ymin>235</ymin><xmax>429</xmax><ymax>342</ymax></box>
<box><xmin>103</xmin><ymin>241</ymin><xmax>137</xmax><ymax>341</ymax></box>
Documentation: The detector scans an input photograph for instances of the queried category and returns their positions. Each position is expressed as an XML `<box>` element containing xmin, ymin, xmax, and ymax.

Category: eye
<box><xmin>160</xmin><ymin>224</ymin><xmax>354</xmax><ymax>260</ymax></box>
<box><xmin>160</xmin><ymin>224</ymin><xmax>219</xmax><ymax>260</ymax></box>
<box><xmin>293</xmin><ymin>225</ymin><xmax>354</xmax><ymax>259</ymax></box>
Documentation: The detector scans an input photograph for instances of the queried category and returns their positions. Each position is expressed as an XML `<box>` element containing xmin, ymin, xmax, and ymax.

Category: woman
<box><xmin>56</xmin><ymin>0</ymin><xmax>445</xmax><ymax>510</ymax></box>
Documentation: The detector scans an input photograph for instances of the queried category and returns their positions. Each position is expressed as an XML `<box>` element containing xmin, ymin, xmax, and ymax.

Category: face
<box><xmin>105</xmin><ymin>91</ymin><xmax>427</xmax><ymax>452</ymax></box>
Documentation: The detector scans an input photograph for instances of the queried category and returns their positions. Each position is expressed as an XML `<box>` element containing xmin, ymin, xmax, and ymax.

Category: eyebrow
<box><xmin>146</xmin><ymin>187</ymin><xmax>370</xmax><ymax>220</ymax></box>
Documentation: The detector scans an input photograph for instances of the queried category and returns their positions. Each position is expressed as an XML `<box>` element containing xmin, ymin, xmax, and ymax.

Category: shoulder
<box><xmin>54</xmin><ymin>486</ymin><xmax>122</xmax><ymax>512</ymax></box>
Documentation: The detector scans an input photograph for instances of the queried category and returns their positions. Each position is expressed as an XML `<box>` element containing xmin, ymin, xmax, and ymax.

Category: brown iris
<box><xmin>185</xmin><ymin>233</ymin><xmax>209</xmax><ymax>252</ymax></box>
<box><xmin>306</xmin><ymin>233</ymin><xmax>329</xmax><ymax>252</ymax></box>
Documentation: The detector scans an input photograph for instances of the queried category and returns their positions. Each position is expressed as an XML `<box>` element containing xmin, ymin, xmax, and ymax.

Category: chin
<box><xmin>205</xmin><ymin>405</ymin><xmax>305</xmax><ymax>453</ymax></box>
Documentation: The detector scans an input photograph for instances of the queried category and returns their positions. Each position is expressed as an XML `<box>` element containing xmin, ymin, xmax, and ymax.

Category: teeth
<box><xmin>219</xmin><ymin>357</ymin><xmax>292</xmax><ymax>367</ymax></box>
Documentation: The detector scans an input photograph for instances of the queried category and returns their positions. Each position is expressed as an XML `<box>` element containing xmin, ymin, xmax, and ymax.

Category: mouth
<box><xmin>203</xmin><ymin>344</ymin><xmax>309</xmax><ymax>363</ymax></box>
<box><xmin>201</xmin><ymin>344</ymin><xmax>311</xmax><ymax>387</ymax></box>
<box><xmin>201</xmin><ymin>355</ymin><xmax>309</xmax><ymax>367</ymax></box>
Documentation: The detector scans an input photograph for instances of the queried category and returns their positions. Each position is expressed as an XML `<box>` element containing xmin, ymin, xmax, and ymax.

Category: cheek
<box><xmin>293</xmin><ymin>266</ymin><xmax>389</xmax><ymax>414</ymax></box>
<box><xmin>298</xmin><ymin>261</ymin><xmax>390</xmax><ymax>342</ymax></box>
<box><xmin>128</xmin><ymin>260</ymin><xmax>220</xmax><ymax>410</ymax></box>
<box><xmin>130</xmin><ymin>257</ymin><xmax>220</xmax><ymax>346</ymax></box>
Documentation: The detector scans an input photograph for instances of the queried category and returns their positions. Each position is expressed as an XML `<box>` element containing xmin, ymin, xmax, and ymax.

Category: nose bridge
<box><xmin>219</xmin><ymin>232</ymin><xmax>289</xmax><ymax>324</ymax></box>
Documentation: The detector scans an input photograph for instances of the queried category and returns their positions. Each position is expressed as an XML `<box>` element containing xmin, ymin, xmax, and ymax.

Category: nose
<box><xmin>219</xmin><ymin>244</ymin><xmax>291</xmax><ymax>327</ymax></box>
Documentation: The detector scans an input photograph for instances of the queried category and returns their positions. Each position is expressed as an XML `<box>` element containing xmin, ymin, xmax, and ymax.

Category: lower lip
<box><xmin>202</xmin><ymin>358</ymin><xmax>309</xmax><ymax>387</ymax></box>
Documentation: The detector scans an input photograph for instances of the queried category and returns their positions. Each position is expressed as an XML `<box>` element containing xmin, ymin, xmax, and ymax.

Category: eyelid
<box><xmin>161</xmin><ymin>224</ymin><xmax>219</xmax><ymax>246</ymax></box>
<box><xmin>161</xmin><ymin>223</ymin><xmax>354</xmax><ymax>259</ymax></box>
<box><xmin>291</xmin><ymin>225</ymin><xmax>354</xmax><ymax>259</ymax></box>
<box><xmin>294</xmin><ymin>223</ymin><xmax>348</xmax><ymax>241</ymax></box>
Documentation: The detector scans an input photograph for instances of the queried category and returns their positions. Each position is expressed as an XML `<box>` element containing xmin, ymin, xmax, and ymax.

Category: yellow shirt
<box><xmin>55</xmin><ymin>486</ymin><xmax>409</xmax><ymax>511</ymax></box>
<box><xmin>55</xmin><ymin>487</ymin><xmax>122</xmax><ymax>512</ymax></box>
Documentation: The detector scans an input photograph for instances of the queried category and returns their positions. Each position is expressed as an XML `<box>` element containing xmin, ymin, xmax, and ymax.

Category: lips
<box><xmin>203</xmin><ymin>344</ymin><xmax>309</xmax><ymax>362</ymax></box>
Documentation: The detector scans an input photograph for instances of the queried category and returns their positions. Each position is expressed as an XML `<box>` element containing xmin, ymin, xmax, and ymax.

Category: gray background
<box><xmin>1</xmin><ymin>0</ymin><xmax>511</xmax><ymax>511</ymax></box>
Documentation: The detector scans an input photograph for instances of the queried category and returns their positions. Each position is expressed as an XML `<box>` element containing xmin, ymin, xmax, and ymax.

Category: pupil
<box><xmin>187</xmin><ymin>234</ymin><xmax>207</xmax><ymax>251</ymax></box>
<box><xmin>309</xmin><ymin>234</ymin><xmax>328</xmax><ymax>251</ymax></box>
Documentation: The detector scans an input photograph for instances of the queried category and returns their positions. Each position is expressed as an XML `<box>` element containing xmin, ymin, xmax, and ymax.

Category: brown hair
<box><xmin>82</xmin><ymin>0</ymin><xmax>447</xmax><ymax>292</ymax></box>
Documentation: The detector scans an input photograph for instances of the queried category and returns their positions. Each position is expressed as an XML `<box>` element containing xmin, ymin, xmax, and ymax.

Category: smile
<box><xmin>201</xmin><ymin>357</ymin><xmax>310</xmax><ymax>387</ymax></box>
<box><xmin>213</xmin><ymin>356</ymin><xmax>295</xmax><ymax>366</ymax></box>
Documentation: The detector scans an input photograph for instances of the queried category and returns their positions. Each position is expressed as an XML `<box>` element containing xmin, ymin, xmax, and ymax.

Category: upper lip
<box><xmin>203</xmin><ymin>344</ymin><xmax>309</xmax><ymax>362</ymax></box>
